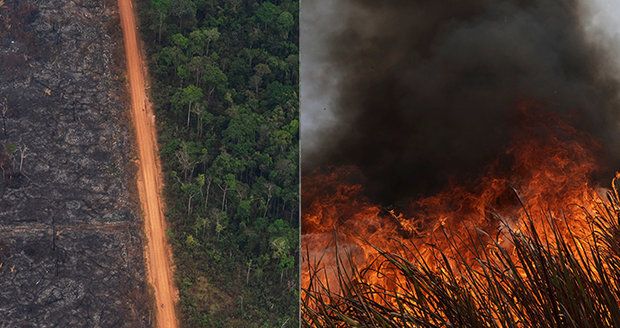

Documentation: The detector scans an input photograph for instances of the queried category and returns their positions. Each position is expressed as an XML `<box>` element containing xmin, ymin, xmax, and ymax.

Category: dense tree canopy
<box><xmin>139</xmin><ymin>0</ymin><xmax>299</xmax><ymax>326</ymax></box>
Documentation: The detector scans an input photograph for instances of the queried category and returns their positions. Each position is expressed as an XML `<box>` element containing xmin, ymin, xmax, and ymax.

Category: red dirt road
<box><xmin>118</xmin><ymin>0</ymin><xmax>179</xmax><ymax>327</ymax></box>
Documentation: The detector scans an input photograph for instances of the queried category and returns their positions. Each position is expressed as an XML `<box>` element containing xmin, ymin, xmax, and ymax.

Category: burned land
<box><xmin>0</xmin><ymin>0</ymin><xmax>151</xmax><ymax>326</ymax></box>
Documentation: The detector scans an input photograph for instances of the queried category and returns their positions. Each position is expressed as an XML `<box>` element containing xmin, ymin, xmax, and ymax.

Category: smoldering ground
<box><xmin>302</xmin><ymin>0</ymin><xmax>620</xmax><ymax>205</ymax></box>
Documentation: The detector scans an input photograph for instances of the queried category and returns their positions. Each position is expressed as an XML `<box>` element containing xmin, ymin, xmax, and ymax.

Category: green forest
<box><xmin>138</xmin><ymin>0</ymin><xmax>299</xmax><ymax>326</ymax></box>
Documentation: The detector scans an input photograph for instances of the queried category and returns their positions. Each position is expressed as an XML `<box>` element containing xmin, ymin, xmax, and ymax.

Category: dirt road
<box><xmin>118</xmin><ymin>0</ymin><xmax>179</xmax><ymax>327</ymax></box>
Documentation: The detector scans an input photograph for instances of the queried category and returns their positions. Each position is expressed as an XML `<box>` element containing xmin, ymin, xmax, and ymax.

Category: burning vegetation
<box><xmin>302</xmin><ymin>0</ymin><xmax>620</xmax><ymax>326</ymax></box>
<box><xmin>302</xmin><ymin>184</ymin><xmax>620</xmax><ymax>327</ymax></box>
<box><xmin>302</xmin><ymin>111</ymin><xmax>620</xmax><ymax>325</ymax></box>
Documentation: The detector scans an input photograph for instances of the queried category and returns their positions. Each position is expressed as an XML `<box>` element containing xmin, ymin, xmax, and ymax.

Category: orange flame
<box><xmin>302</xmin><ymin>102</ymin><xmax>608</xmax><ymax>292</ymax></box>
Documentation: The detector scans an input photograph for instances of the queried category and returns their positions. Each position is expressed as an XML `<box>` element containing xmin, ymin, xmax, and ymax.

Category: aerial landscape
<box><xmin>1</xmin><ymin>0</ymin><xmax>299</xmax><ymax>327</ymax></box>
<box><xmin>0</xmin><ymin>0</ymin><xmax>151</xmax><ymax>326</ymax></box>
<box><xmin>138</xmin><ymin>0</ymin><xmax>299</xmax><ymax>326</ymax></box>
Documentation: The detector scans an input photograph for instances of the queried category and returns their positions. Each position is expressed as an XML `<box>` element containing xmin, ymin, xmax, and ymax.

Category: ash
<box><xmin>0</xmin><ymin>0</ymin><xmax>151</xmax><ymax>326</ymax></box>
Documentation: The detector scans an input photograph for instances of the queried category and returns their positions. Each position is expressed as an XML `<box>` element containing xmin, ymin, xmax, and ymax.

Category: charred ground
<box><xmin>0</xmin><ymin>0</ymin><xmax>150</xmax><ymax>326</ymax></box>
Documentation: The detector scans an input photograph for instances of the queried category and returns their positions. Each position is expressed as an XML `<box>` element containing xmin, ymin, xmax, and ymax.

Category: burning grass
<box><xmin>302</xmin><ymin>175</ymin><xmax>620</xmax><ymax>327</ymax></box>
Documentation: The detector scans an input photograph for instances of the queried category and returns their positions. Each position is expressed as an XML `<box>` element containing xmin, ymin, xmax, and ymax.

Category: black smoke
<box><xmin>305</xmin><ymin>0</ymin><xmax>620</xmax><ymax>205</ymax></box>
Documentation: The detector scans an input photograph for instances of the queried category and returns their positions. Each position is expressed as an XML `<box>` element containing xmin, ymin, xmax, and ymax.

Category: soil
<box><xmin>118</xmin><ymin>0</ymin><xmax>179</xmax><ymax>326</ymax></box>
<box><xmin>0</xmin><ymin>0</ymin><xmax>151</xmax><ymax>326</ymax></box>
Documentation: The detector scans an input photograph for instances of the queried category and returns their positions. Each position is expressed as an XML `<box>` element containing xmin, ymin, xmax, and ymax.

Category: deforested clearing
<box><xmin>0</xmin><ymin>0</ymin><xmax>151</xmax><ymax>326</ymax></box>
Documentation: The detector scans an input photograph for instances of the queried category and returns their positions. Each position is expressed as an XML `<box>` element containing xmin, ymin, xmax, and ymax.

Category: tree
<box><xmin>276</xmin><ymin>11</ymin><xmax>294</xmax><ymax>38</ymax></box>
<box><xmin>152</xmin><ymin>0</ymin><xmax>171</xmax><ymax>43</ymax></box>
<box><xmin>176</xmin><ymin>64</ymin><xmax>190</xmax><ymax>81</ymax></box>
<box><xmin>171</xmin><ymin>33</ymin><xmax>189</xmax><ymax>50</ymax></box>
<box><xmin>211</xmin><ymin>209</ymin><xmax>228</xmax><ymax>240</ymax></box>
<box><xmin>172</xmin><ymin>85</ymin><xmax>203</xmax><ymax>128</ymax></box>
<box><xmin>254</xmin><ymin>63</ymin><xmax>271</xmax><ymax>77</ymax></box>
<box><xmin>170</xmin><ymin>0</ymin><xmax>197</xmax><ymax>29</ymax></box>
<box><xmin>17</xmin><ymin>145</ymin><xmax>28</xmax><ymax>173</ymax></box>
<box><xmin>270</xmin><ymin>233</ymin><xmax>295</xmax><ymax>282</ymax></box>
<box><xmin>202</xmin><ymin>63</ymin><xmax>227</xmax><ymax>99</ymax></box>
<box><xmin>180</xmin><ymin>180</ymin><xmax>200</xmax><ymax>215</ymax></box>
<box><xmin>155</xmin><ymin>46</ymin><xmax>187</xmax><ymax>76</ymax></box>
<box><xmin>188</xmin><ymin>29</ymin><xmax>207</xmax><ymax>56</ymax></box>
<box><xmin>175</xmin><ymin>141</ymin><xmax>198</xmax><ymax>181</ymax></box>
<box><xmin>188</xmin><ymin>56</ymin><xmax>205</xmax><ymax>84</ymax></box>
<box><xmin>189</xmin><ymin>28</ymin><xmax>220</xmax><ymax>56</ymax></box>
<box><xmin>190</xmin><ymin>102</ymin><xmax>207</xmax><ymax>136</ymax></box>
<box><xmin>202</xmin><ymin>28</ymin><xmax>221</xmax><ymax>55</ymax></box>
<box><xmin>256</xmin><ymin>2</ymin><xmax>280</xmax><ymax>28</ymax></box>
<box><xmin>185</xmin><ymin>234</ymin><xmax>199</xmax><ymax>248</ymax></box>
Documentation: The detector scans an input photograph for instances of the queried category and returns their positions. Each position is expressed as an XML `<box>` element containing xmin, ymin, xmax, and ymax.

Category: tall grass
<box><xmin>302</xmin><ymin>179</ymin><xmax>620</xmax><ymax>327</ymax></box>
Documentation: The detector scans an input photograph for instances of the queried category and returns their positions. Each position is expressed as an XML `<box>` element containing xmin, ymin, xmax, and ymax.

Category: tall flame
<box><xmin>302</xmin><ymin>102</ymin><xmax>608</xmax><ymax>292</ymax></box>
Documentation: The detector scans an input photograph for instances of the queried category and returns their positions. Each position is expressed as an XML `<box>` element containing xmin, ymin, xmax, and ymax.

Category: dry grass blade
<box><xmin>302</xmin><ymin>185</ymin><xmax>620</xmax><ymax>327</ymax></box>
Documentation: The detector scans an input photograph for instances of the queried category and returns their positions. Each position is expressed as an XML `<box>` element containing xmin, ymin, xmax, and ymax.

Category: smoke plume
<box><xmin>303</xmin><ymin>0</ymin><xmax>620</xmax><ymax>205</ymax></box>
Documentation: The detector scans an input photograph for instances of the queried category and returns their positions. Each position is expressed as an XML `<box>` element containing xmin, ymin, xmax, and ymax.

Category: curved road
<box><xmin>118</xmin><ymin>0</ymin><xmax>179</xmax><ymax>327</ymax></box>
